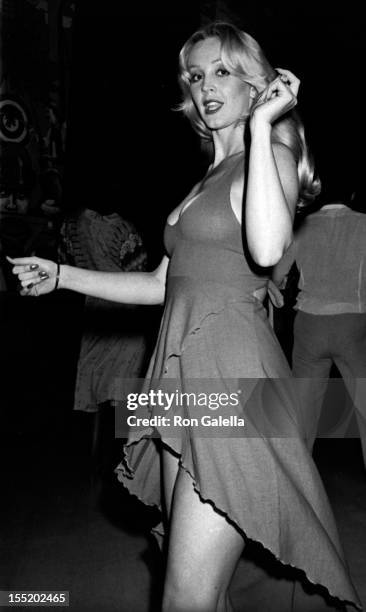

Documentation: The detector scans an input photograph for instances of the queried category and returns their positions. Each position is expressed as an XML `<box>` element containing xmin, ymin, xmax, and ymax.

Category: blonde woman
<box><xmin>9</xmin><ymin>22</ymin><xmax>360</xmax><ymax>612</ymax></box>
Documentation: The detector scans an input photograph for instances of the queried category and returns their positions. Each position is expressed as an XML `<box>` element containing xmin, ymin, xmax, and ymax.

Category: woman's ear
<box><xmin>247</xmin><ymin>86</ymin><xmax>257</xmax><ymax>113</ymax></box>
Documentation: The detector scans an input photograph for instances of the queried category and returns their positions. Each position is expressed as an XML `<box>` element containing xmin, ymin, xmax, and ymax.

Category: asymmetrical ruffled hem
<box><xmin>116</xmin><ymin>430</ymin><xmax>361</xmax><ymax>610</ymax></box>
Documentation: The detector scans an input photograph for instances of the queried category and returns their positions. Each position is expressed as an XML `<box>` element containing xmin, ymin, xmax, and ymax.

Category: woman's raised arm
<box><xmin>245</xmin><ymin>69</ymin><xmax>300</xmax><ymax>267</ymax></box>
<box><xmin>7</xmin><ymin>255</ymin><xmax>169</xmax><ymax>305</ymax></box>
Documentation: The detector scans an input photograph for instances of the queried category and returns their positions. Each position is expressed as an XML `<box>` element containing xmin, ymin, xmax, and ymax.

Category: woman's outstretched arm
<box><xmin>245</xmin><ymin>70</ymin><xmax>300</xmax><ymax>267</ymax></box>
<box><xmin>7</xmin><ymin>255</ymin><xmax>169</xmax><ymax>305</ymax></box>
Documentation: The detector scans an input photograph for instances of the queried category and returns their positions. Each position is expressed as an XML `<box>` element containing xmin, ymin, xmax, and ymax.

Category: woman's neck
<box><xmin>211</xmin><ymin>126</ymin><xmax>245</xmax><ymax>168</ymax></box>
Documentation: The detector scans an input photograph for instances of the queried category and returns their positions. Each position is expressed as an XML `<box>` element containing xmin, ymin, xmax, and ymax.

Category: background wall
<box><xmin>1</xmin><ymin>0</ymin><xmax>363</xmax><ymax>263</ymax></box>
<box><xmin>63</xmin><ymin>0</ymin><xmax>364</xmax><ymax>263</ymax></box>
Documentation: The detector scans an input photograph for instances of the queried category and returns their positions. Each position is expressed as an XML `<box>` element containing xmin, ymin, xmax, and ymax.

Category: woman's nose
<box><xmin>201</xmin><ymin>77</ymin><xmax>216</xmax><ymax>92</ymax></box>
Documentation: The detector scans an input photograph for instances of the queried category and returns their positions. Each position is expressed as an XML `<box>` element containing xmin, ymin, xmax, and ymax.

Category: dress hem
<box><xmin>116</xmin><ymin>433</ymin><xmax>362</xmax><ymax>611</ymax></box>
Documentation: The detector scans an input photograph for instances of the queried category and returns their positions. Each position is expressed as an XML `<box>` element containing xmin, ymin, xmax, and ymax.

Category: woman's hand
<box><xmin>7</xmin><ymin>256</ymin><xmax>58</xmax><ymax>297</ymax></box>
<box><xmin>250</xmin><ymin>68</ymin><xmax>300</xmax><ymax>126</ymax></box>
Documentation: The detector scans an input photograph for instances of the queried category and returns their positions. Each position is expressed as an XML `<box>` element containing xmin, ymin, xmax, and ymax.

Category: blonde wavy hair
<box><xmin>178</xmin><ymin>22</ymin><xmax>320</xmax><ymax>207</ymax></box>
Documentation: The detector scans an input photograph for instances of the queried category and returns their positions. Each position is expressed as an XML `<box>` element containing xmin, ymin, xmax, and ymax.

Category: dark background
<box><xmin>65</xmin><ymin>0</ymin><xmax>364</xmax><ymax>262</ymax></box>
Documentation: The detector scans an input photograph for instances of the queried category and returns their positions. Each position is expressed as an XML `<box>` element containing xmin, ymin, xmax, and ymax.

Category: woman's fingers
<box><xmin>275</xmin><ymin>68</ymin><xmax>300</xmax><ymax>96</ymax></box>
<box><xmin>20</xmin><ymin>276</ymin><xmax>52</xmax><ymax>296</ymax></box>
<box><xmin>20</xmin><ymin>283</ymin><xmax>41</xmax><ymax>297</ymax></box>
<box><xmin>7</xmin><ymin>256</ymin><xmax>41</xmax><ymax>267</ymax></box>
<box><xmin>7</xmin><ymin>255</ymin><xmax>56</xmax><ymax>296</ymax></box>
<box><xmin>254</xmin><ymin>69</ymin><xmax>298</xmax><ymax>104</ymax></box>
<box><xmin>17</xmin><ymin>269</ymin><xmax>49</xmax><ymax>281</ymax></box>
<box><xmin>267</xmin><ymin>75</ymin><xmax>297</xmax><ymax>101</ymax></box>
<box><xmin>19</xmin><ymin>274</ymin><xmax>49</xmax><ymax>288</ymax></box>
<box><xmin>7</xmin><ymin>256</ymin><xmax>42</xmax><ymax>276</ymax></box>
<box><xmin>13</xmin><ymin>265</ymin><xmax>41</xmax><ymax>276</ymax></box>
<box><xmin>17</xmin><ymin>271</ymin><xmax>36</xmax><ymax>281</ymax></box>
<box><xmin>250</xmin><ymin>77</ymin><xmax>298</xmax><ymax>125</ymax></box>
<box><xmin>252</xmin><ymin>71</ymin><xmax>298</xmax><ymax>116</ymax></box>
<box><xmin>20</xmin><ymin>287</ymin><xmax>32</xmax><ymax>297</ymax></box>
<box><xmin>18</xmin><ymin>270</ymin><xmax>39</xmax><ymax>283</ymax></box>
<box><xmin>7</xmin><ymin>256</ymin><xmax>53</xmax><ymax>275</ymax></box>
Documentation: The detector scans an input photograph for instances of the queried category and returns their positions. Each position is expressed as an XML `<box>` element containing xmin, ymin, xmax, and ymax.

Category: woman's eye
<box><xmin>217</xmin><ymin>67</ymin><xmax>230</xmax><ymax>77</ymax></box>
<box><xmin>189</xmin><ymin>73</ymin><xmax>202</xmax><ymax>84</ymax></box>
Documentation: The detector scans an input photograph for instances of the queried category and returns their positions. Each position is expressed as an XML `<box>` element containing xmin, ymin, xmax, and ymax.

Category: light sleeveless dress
<box><xmin>116</xmin><ymin>153</ymin><xmax>361</xmax><ymax>611</ymax></box>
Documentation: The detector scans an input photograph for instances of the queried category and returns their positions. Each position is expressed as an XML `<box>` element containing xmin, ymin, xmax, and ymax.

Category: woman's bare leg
<box><xmin>162</xmin><ymin>448</ymin><xmax>244</xmax><ymax>612</ymax></box>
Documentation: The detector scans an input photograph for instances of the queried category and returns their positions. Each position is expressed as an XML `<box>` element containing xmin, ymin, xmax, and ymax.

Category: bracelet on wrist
<box><xmin>54</xmin><ymin>262</ymin><xmax>61</xmax><ymax>291</ymax></box>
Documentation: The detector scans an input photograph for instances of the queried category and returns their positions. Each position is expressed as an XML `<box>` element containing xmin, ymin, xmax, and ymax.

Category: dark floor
<box><xmin>1</xmin><ymin>292</ymin><xmax>366</xmax><ymax>611</ymax></box>
<box><xmin>0</xmin><ymin>416</ymin><xmax>163</xmax><ymax>612</ymax></box>
<box><xmin>1</xmin><ymin>424</ymin><xmax>366</xmax><ymax>612</ymax></box>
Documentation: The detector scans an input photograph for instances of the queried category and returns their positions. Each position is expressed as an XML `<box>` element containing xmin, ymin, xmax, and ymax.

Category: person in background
<box><xmin>8</xmin><ymin>21</ymin><xmax>360</xmax><ymax>612</ymax></box>
<box><xmin>0</xmin><ymin>143</ymin><xmax>35</xmax><ymax>215</ymax></box>
<box><xmin>272</xmin><ymin>176</ymin><xmax>366</xmax><ymax>468</ymax></box>
<box><xmin>60</xmin><ymin>207</ymin><xmax>149</xmax><ymax>465</ymax></box>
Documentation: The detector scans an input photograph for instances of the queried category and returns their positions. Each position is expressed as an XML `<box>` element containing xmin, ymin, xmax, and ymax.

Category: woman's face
<box><xmin>187</xmin><ymin>37</ymin><xmax>252</xmax><ymax>132</ymax></box>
